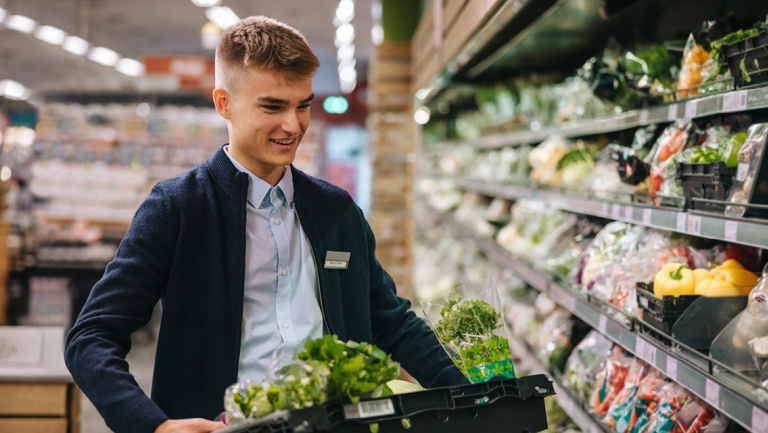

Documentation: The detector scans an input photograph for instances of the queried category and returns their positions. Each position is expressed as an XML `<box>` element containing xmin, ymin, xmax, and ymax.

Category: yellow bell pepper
<box><xmin>710</xmin><ymin>259</ymin><xmax>746</xmax><ymax>277</ymax></box>
<box><xmin>714</xmin><ymin>268</ymin><xmax>759</xmax><ymax>287</ymax></box>
<box><xmin>704</xmin><ymin>280</ymin><xmax>750</xmax><ymax>297</ymax></box>
<box><xmin>695</xmin><ymin>278</ymin><xmax>715</xmax><ymax>295</ymax></box>
<box><xmin>654</xmin><ymin>263</ymin><xmax>696</xmax><ymax>297</ymax></box>
<box><xmin>692</xmin><ymin>269</ymin><xmax>713</xmax><ymax>286</ymax></box>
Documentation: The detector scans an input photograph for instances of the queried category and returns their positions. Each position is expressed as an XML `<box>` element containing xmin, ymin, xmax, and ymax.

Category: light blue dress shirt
<box><xmin>224</xmin><ymin>147</ymin><xmax>324</xmax><ymax>382</ymax></box>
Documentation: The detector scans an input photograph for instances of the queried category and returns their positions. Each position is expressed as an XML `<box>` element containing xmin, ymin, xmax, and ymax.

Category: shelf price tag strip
<box><xmin>725</xmin><ymin>220</ymin><xmax>738</xmax><ymax>242</ymax></box>
<box><xmin>753</xmin><ymin>406</ymin><xmax>768</xmax><ymax>433</ymax></box>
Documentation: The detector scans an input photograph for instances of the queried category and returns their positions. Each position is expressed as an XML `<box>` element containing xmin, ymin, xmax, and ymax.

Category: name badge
<box><xmin>324</xmin><ymin>251</ymin><xmax>350</xmax><ymax>269</ymax></box>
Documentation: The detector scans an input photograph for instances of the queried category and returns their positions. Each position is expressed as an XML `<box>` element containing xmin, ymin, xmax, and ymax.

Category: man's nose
<box><xmin>282</xmin><ymin>110</ymin><xmax>301</xmax><ymax>134</ymax></box>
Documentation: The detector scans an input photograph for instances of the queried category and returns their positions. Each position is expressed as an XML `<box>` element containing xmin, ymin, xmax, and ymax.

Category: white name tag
<box><xmin>324</xmin><ymin>251</ymin><xmax>350</xmax><ymax>269</ymax></box>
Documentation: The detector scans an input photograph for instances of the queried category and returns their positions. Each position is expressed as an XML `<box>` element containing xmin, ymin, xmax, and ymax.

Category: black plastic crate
<box><xmin>636</xmin><ymin>282</ymin><xmax>700</xmax><ymax>335</ymax></box>
<box><xmin>719</xmin><ymin>32</ymin><xmax>768</xmax><ymax>88</ymax></box>
<box><xmin>676</xmin><ymin>162</ymin><xmax>736</xmax><ymax>212</ymax></box>
<box><xmin>216</xmin><ymin>374</ymin><xmax>555</xmax><ymax>433</ymax></box>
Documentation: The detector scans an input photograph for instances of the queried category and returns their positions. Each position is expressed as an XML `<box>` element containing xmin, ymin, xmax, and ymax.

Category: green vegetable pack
<box><xmin>421</xmin><ymin>283</ymin><xmax>516</xmax><ymax>383</ymax></box>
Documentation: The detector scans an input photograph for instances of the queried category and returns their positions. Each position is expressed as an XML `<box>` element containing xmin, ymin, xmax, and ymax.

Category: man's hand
<box><xmin>154</xmin><ymin>418</ymin><xmax>227</xmax><ymax>433</ymax></box>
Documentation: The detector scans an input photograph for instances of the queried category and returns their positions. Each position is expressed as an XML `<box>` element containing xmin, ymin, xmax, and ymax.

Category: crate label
<box><xmin>687</xmin><ymin>215</ymin><xmax>701</xmax><ymax>236</ymax></box>
<box><xmin>624</xmin><ymin>206</ymin><xmax>634</xmax><ymax>221</ymax></box>
<box><xmin>705</xmin><ymin>379</ymin><xmax>720</xmax><ymax>407</ymax></box>
<box><xmin>737</xmin><ymin>163</ymin><xmax>750</xmax><ymax>182</ymax></box>
<box><xmin>612</xmin><ymin>204</ymin><xmax>621</xmax><ymax>219</ymax></box>
<box><xmin>344</xmin><ymin>398</ymin><xmax>395</xmax><ymax>419</ymax></box>
<box><xmin>639</xmin><ymin>110</ymin><xmax>649</xmax><ymax>124</ymax></box>
<box><xmin>599</xmin><ymin>314</ymin><xmax>608</xmax><ymax>333</ymax></box>
<box><xmin>752</xmin><ymin>407</ymin><xmax>768</xmax><ymax>433</ymax></box>
<box><xmin>724</xmin><ymin>221</ymin><xmax>738</xmax><ymax>242</ymax></box>
<box><xmin>643</xmin><ymin>208</ymin><xmax>652</xmax><ymax>226</ymax></box>
<box><xmin>685</xmin><ymin>100</ymin><xmax>697</xmax><ymax>119</ymax></box>
<box><xmin>666</xmin><ymin>357</ymin><xmax>678</xmax><ymax>381</ymax></box>
<box><xmin>723</xmin><ymin>90</ymin><xmax>748</xmax><ymax>112</ymax></box>
<box><xmin>668</xmin><ymin>104</ymin><xmax>678</xmax><ymax>121</ymax></box>
<box><xmin>601</xmin><ymin>202</ymin><xmax>610</xmax><ymax>216</ymax></box>
<box><xmin>676</xmin><ymin>213</ymin><xmax>687</xmax><ymax>232</ymax></box>
<box><xmin>639</xmin><ymin>296</ymin><xmax>649</xmax><ymax>308</ymax></box>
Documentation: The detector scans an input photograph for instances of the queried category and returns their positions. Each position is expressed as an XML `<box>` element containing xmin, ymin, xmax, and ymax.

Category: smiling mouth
<box><xmin>270</xmin><ymin>138</ymin><xmax>295</xmax><ymax>145</ymax></box>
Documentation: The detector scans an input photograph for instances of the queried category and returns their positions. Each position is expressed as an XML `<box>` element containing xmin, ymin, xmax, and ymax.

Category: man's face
<box><xmin>215</xmin><ymin>67</ymin><xmax>313</xmax><ymax>184</ymax></box>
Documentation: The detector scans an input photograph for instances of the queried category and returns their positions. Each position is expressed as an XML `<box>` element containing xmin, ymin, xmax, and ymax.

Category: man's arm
<box><xmin>65</xmin><ymin>187</ymin><xmax>177</xmax><ymax>433</ymax></box>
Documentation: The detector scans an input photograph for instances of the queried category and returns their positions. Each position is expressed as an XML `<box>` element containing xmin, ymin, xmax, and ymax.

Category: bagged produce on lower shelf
<box><xmin>565</xmin><ymin>330</ymin><xmax>614</xmax><ymax>401</ymax></box>
<box><xmin>592</xmin><ymin>346</ymin><xmax>635</xmax><ymax>417</ymax></box>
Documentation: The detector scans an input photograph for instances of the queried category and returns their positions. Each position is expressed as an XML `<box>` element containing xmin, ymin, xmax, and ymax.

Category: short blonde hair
<box><xmin>215</xmin><ymin>16</ymin><xmax>320</xmax><ymax>93</ymax></box>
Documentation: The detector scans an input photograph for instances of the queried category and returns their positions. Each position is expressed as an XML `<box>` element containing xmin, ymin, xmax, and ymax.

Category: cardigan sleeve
<box><xmin>358</xmin><ymin>207</ymin><xmax>469</xmax><ymax>388</ymax></box>
<box><xmin>65</xmin><ymin>185</ymin><xmax>178</xmax><ymax>433</ymax></box>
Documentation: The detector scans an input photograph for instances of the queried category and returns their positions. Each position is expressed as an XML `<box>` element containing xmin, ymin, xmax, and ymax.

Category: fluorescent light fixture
<box><xmin>191</xmin><ymin>0</ymin><xmax>220</xmax><ymax>6</ymax></box>
<box><xmin>63</xmin><ymin>36</ymin><xmax>90</xmax><ymax>55</ymax></box>
<box><xmin>0</xmin><ymin>7</ymin><xmax>7</xmax><ymax>23</ymax></box>
<box><xmin>205</xmin><ymin>6</ymin><xmax>239</xmax><ymax>30</ymax></box>
<box><xmin>200</xmin><ymin>21</ymin><xmax>221</xmax><ymax>50</ymax></box>
<box><xmin>337</xmin><ymin>44</ymin><xmax>355</xmax><ymax>61</ymax></box>
<box><xmin>337</xmin><ymin>58</ymin><xmax>356</xmax><ymax>72</ymax></box>
<box><xmin>336</xmin><ymin>0</ymin><xmax>354</xmax><ymax>23</ymax></box>
<box><xmin>89</xmin><ymin>46</ymin><xmax>120</xmax><ymax>66</ymax></box>
<box><xmin>6</xmin><ymin>14</ymin><xmax>36</xmax><ymax>33</ymax></box>
<box><xmin>414</xmin><ymin>107</ymin><xmax>431</xmax><ymax>125</ymax></box>
<box><xmin>35</xmin><ymin>25</ymin><xmax>67</xmax><ymax>45</ymax></box>
<box><xmin>0</xmin><ymin>80</ymin><xmax>28</xmax><ymax>100</ymax></box>
<box><xmin>339</xmin><ymin>67</ymin><xmax>356</xmax><ymax>83</ymax></box>
<box><xmin>371</xmin><ymin>24</ymin><xmax>384</xmax><ymax>46</ymax></box>
<box><xmin>340</xmin><ymin>80</ymin><xmax>356</xmax><ymax>94</ymax></box>
<box><xmin>117</xmin><ymin>58</ymin><xmax>144</xmax><ymax>77</ymax></box>
<box><xmin>336</xmin><ymin>23</ymin><xmax>354</xmax><ymax>44</ymax></box>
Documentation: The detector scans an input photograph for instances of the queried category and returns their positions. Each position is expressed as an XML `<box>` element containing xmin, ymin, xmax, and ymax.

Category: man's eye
<box><xmin>298</xmin><ymin>104</ymin><xmax>311</xmax><ymax>110</ymax></box>
<box><xmin>263</xmin><ymin>105</ymin><xmax>280</xmax><ymax>111</ymax></box>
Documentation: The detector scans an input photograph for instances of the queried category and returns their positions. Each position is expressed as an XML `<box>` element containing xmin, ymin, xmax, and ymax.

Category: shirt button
<box><xmin>271</xmin><ymin>190</ymin><xmax>277</xmax><ymax>196</ymax></box>
<box><xmin>281</xmin><ymin>269</ymin><xmax>288</xmax><ymax>276</ymax></box>
<box><xmin>274</xmin><ymin>218</ymin><xmax>281</xmax><ymax>225</ymax></box>
<box><xmin>282</xmin><ymin>322</ymin><xmax>290</xmax><ymax>328</ymax></box>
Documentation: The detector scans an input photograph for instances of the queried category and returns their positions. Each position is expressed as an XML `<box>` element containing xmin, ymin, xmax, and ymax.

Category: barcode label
<box><xmin>345</xmin><ymin>399</ymin><xmax>395</xmax><ymax>419</ymax></box>
<box><xmin>639</xmin><ymin>110</ymin><xmax>649</xmax><ymax>124</ymax></box>
<box><xmin>752</xmin><ymin>406</ymin><xmax>768</xmax><ymax>433</ymax></box>
<box><xmin>668</xmin><ymin>104</ymin><xmax>678</xmax><ymax>120</ymax></box>
<box><xmin>737</xmin><ymin>163</ymin><xmax>750</xmax><ymax>182</ymax></box>
<box><xmin>724</xmin><ymin>221</ymin><xmax>738</xmax><ymax>242</ymax></box>
<box><xmin>642</xmin><ymin>209</ymin><xmax>652</xmax><ymax>226</ymax></box>
<box><xmin>685</xmin><ymin>100</ymin><xmax>697</xmax><ymax>119</ymax></box>
<box><xmin>687</xmin><ymin>215</ymin><xmax>701</xmax><ymax>236</ymax></box>
<box><xmin>723</xmin><ymin>90</ymin><xmax>748</xmax><ymax>112</ymax></box>
<box><xmin>625</xmin><ymin>206</ymin><xmax>634</xmax><ymax>221</ymax></box>
<box><xmin>705</xmin><ymin>379</ymin><xmax>720</xmax><ymax>407</ymax></box>
<box><xmin>666</xmin><ymin>357</ymin><xmax>678</xmax><ymax>381</ymax></box>
<box><xmin>676</xmin><ymin>213</ymin><xmax>687</xmax><ymax>232</ymax></box>
<box><xmin>599</xmin><ymin>314</ymin><xmax>608</xmax><ymax>333</ymax></box>
<box><xmin>639</xmin><ymin>297</ymin><xmax>649</xmax><ymax>308</ymax></box>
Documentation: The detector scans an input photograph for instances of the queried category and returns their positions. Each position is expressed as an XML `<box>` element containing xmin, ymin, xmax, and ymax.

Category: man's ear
<box><xmin>213</xmin><ymin>88</ymin><xmax>231</xmax><ymax>119</ymax></box>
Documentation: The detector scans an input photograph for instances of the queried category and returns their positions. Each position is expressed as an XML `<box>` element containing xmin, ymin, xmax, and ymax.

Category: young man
<box><xmin>65</xmin><ymin>15</ymin><xmax>465</xmax><ymax>433</ymax></box>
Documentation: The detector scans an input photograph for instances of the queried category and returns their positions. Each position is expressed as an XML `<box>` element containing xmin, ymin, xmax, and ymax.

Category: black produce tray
<box><xmin>676</xmin><ymin>162</ymin><xmax>736</xmax><ymax>212</ymax></box>
<box><xmin>720</xmin><ymin>32</ymin><xmax>768</xmax><ymax>88</ymax></box>
<box><xmin>636</xmin><ymin>282</ymin><xmax>700</xmax><ymax>328</ymax></box>
<box><xmin>215</xmin><ymin>374</ymin><xmax>555</xmax><ymax>433</ymax></box>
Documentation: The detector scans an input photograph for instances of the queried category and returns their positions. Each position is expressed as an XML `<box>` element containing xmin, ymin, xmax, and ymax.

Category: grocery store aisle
<box><xmin>80</xmin><ymin>321</ymin><xmax>158</xmax><ymax>433</ymax></box>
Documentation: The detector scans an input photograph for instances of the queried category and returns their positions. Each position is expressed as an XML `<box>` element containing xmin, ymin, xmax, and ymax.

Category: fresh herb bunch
<box><xmin>458</xmin><ymin>335</ymin><xmax>512</xmax><ymax>372</ymax></box>
<box><xmin>274</xmin><ymin>361</ymin><xmax>330</xmax><ymax>410</ymax></box>
<box><xmin>299</xmin><ymin>335</ymin><xmax>400</xmax><ymax>403</ymax></box>
<box><xmin>232</xmin><ymin>383</ymin><xmax>285</xmax><ymax>418</ymax></box>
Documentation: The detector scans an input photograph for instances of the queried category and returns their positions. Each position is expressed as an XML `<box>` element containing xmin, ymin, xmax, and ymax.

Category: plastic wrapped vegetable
<box><xmin>564</xmin><ymin>330</ymin><xmax>614</xmax><ymax>401</ymax></box>
<box><xmin>628</xmin><ymin>371</ymin><xmax>668</xmax><ymax>433</ymax></box>
<box><xmin>421</xmin><ymin>283</ymin><xmax>516</xmax><ymax>383</ymax></box>
<box><xmin>606</xmin><ymin>359</ymin><xmax>649</xmax><ymax>430</ymax></box>
<box><xmin>648</xmin><ymin>121</ymin><xmax>699</xmax><ymax>205</ymax></box>
<box><xmin>643</xmin><ymin>381</ymin><xmax>690</xmax><ymax>433</ymax></box>
<box><xmin>592</xmin><ymin>346</ymin><xmax>635</xmax><ymax>417</ymax></box>
<box><xmin>726</xmin><ymin>123</ymin><xmax>768</xmax><ymax>217</ymax></box>
<box><xmin>676</xmin><ymin>34</ymin><xmax>714</xmax><ymax>99</ymax></box>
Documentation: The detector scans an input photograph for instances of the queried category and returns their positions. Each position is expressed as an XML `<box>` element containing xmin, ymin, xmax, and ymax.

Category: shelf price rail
<box><xmin>431</xmin><ymin>208</ymin><xmax>768</xmax><ymax>433</ymax></box>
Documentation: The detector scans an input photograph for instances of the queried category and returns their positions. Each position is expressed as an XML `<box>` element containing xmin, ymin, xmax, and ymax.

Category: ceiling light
<box><xmin>116</xmin><ymin>58</ymin><xmax>144</xmax><ymax>77</ymax></box>
<box><xmin>205</xmin><ymin>6</ymin><xmax>239</xmax><ymax>30</ymax></box>
<box><xmin>371</xmin><ymin>24</ymin><xmax>384</xmax><ymax>46</ymax></box>
<box><xmin>200</xmin><ymin>21</ymin><xmax>221</xmax><ymax>50</ymax></box>
<box><xmin>414</xmin><ymin>107</ymin><xmax>431</xmax><ymax>125</ymax></box>
<box><xmin>340</xmin><ymin>80</ymin><xmax>356</xmax><ymax>94</ymax></box>
<box><xmin>336</xmin><ymin>23</ymin><xmax>354</xmax><ymax>44</ymax></box>
<box><xmin>35</xmin><ymin>25</ymin><xmax>67</xmax><ymax>45</ymax></box>
<box><xmin>5</xmin><ymin>14</ymin><xmax>36</xmax><ymax>33</ymax></box>
<box><xmin>336</xmin><ymin>0</ymin><xmax>354</xmax><ymax>23</ymax></box>
<box><xmin>337</xmin><ymin>44</ymin><xmax>355</xmax><ymax>61</ymax></box>
<box><xmin>191</xmin><ymin>0</ymin><xmax>220</xmax><ymax>6</ymax></box>
<box><xmin>337</xmin><ymin>58</ymin><xmax>356</xmax><ymax>72</ymax></box>
<box><xmin>63</xmin><ymin>36</ymin><xmax>90</xmax><ymax>55</ymax></box>
<box><xmin>89</xmin><ymin>46</ymin><xmax>120</xmax><ymax>66</ymax></box>
<box><xmin>0</xmin><ymin>8</ymin><xmax>7</xmax><ymax>23</ymax></box>
<box><xmin>0</xmin><ymin>80</ymin><xmax>28</xmax><ymax>100</ymax></box>
<box><xmin>339</xmin><ymin>67</ymin><xmax>357</xmax><ymax>83</ymax></box>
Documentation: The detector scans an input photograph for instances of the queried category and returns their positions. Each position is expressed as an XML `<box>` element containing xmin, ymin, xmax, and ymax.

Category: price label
<box><xmin>639</xmin><ymin>110</ymin><xmax>649</xmax><ymax>124</ymax></box>
<box><xmin>625</xmin><ymin>206</ymin><xmax>634</xmax><ymax>221</ymax></box>
<box><xmin>599</xmin><ymin>314</ymin><xmax>608</xmax><ymax>333</ymax></box>
<box><xmin>601</xmin><ymin>202</ymin><xmax>610</xmax><ymax>216</ymax></box>
<box><xmin>643</xmin><ymin>208</ymin><xmax>652</xmax><ymax>226</ymax></box>
<box><xmin>724</xmin><ymin>221</ymin><xmax>739</xmax><ymax>242</ymax></box>
<box><xmin>687</xmin><ymin>215</ymin><xmax>702</xmax><ymax>236</ymax></box>
<box><xmin>705</xmin><ymin>379</ymin><xmax>720</xmax><ymax>407</ymax></box>
<box><xmin>668</xmin><ymin>104</ymin><xmax>678</xmax><ymax>121</ymax></box>
<box><xmin>612</xmin><ymin>204</ymin><xmax>621</xmax><ymax>219</ymax></box>
<box><xmin>685</xmin><ymin>100</ymin><xmax>698</xmax><ymax>119</ymax></box>
<box><xmin>723</xmin><ymin>90</ymin><xmax>748</xmax><ymax>112</ymax></box>
<box><xmin>635</xmin><ymin>336</ymin><xmax>657</xmax><ymax>365</ymax></box>
<box><xmin>752</xmin><ymin>406</ymin><xmax>768</xmax><ymax>433</ymax></box>
<box><xmin>737</xmin><ymin>163</ymin><xmax>750</xmax><ymax>182</ymax></box>
<box><xmin>591</xmin><ymin>425</ymin><xmax>601</xmax><ymax>433</ymax></box>
<box><xmin>666</xmin><ymin>357</ymin><xmax>678</xmax><ymax>381</ymax></box>
<box><xmin>676</xmin><ymin>213</ymin><xmax>687</xmax><ymax>232</ymax></box>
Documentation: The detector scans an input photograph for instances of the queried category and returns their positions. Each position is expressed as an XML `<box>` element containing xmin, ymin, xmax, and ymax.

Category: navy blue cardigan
<box><xmin>65</xmin><ymin>145</ymin><xmax>465</xmax><ymax>433</ymax></box>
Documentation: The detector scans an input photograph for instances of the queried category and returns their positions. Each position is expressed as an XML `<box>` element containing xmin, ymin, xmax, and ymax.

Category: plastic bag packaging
<box><xmin>676</xmin><ymin>34</ymin><xmax>714</xmax><ymax>100</ymax></box>
<box><xmin>648</xmin><ymin>121</ymin><xmax>700</xmax><ymax>205</ymax></box>
<box><xmin>534</xmin><ymin>309</ymin><xmax>590</xmax><ymax>371</ymax></box>
<box><xmin>592</xmin><ymin>346</ymin><xmax>635</xmax><ymax>417</ymax></box>
<box><xmin>626</xmin><ymin>371</ymin><xmax>668</xmax><ymax>433</ymax></box>
<box><xmin>529</xmin><ymin>134</ymin><xmax>571</xmax><ymax>185</ymax></box>
<box><xmin>671</xmin><ymin>398</ymin><xmax>717</xmax><ymax>433</ymax></box>
<box><xmin>564</xmin><ymin>330</ymin><xmax>614</xmax><ymax>401</ymax></box>
<box><xmin>606</xmin><ymin>359</ymin><xmax>649</xmax><ymax>429</ymax></box>
<box><xmin>726</xmin><ymin>123</ymin><xmax>768</xmax><ymax>217</ymax></box>
<box><xmin>421</xmin><ymin>281</ymin><xmax>516</xmax><ymax>383</ymax></box>
<box><xmin>643</xmin><ymin>381</ymin><xmax>689</xmax><ymax>433</ymax></box>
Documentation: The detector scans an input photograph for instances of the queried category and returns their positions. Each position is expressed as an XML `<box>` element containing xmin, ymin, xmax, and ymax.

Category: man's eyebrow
<box><xmin>257</xmin><ymin>94</ymin><xmax>315</xmax><ymax>105</ymax></box>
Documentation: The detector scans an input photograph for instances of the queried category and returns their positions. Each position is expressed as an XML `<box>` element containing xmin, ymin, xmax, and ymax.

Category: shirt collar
<box><xmin>223</xmin><ymin>145</ymin><xmax>293</xmax><ymax>209</ymax></box>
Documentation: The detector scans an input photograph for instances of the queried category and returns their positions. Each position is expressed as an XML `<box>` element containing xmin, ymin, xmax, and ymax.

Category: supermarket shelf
<box><xmin>508</xmin><ymin>335</ymin><xmax>611</xmax><ymax>433</ymax></box>
<box><xmin>458</xmin><ymin>86</ymin><xmax>768</xmax><ymax>149</ymax></box>
<box><xmin>432</xmin><ymin>208</ymin><xmax>768</xmax><ymax>433</ymax></box>
<box><xmin>445</xmin><ymin>177</ymin><xmax>768</xmax><ymax>250</ymax></box>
